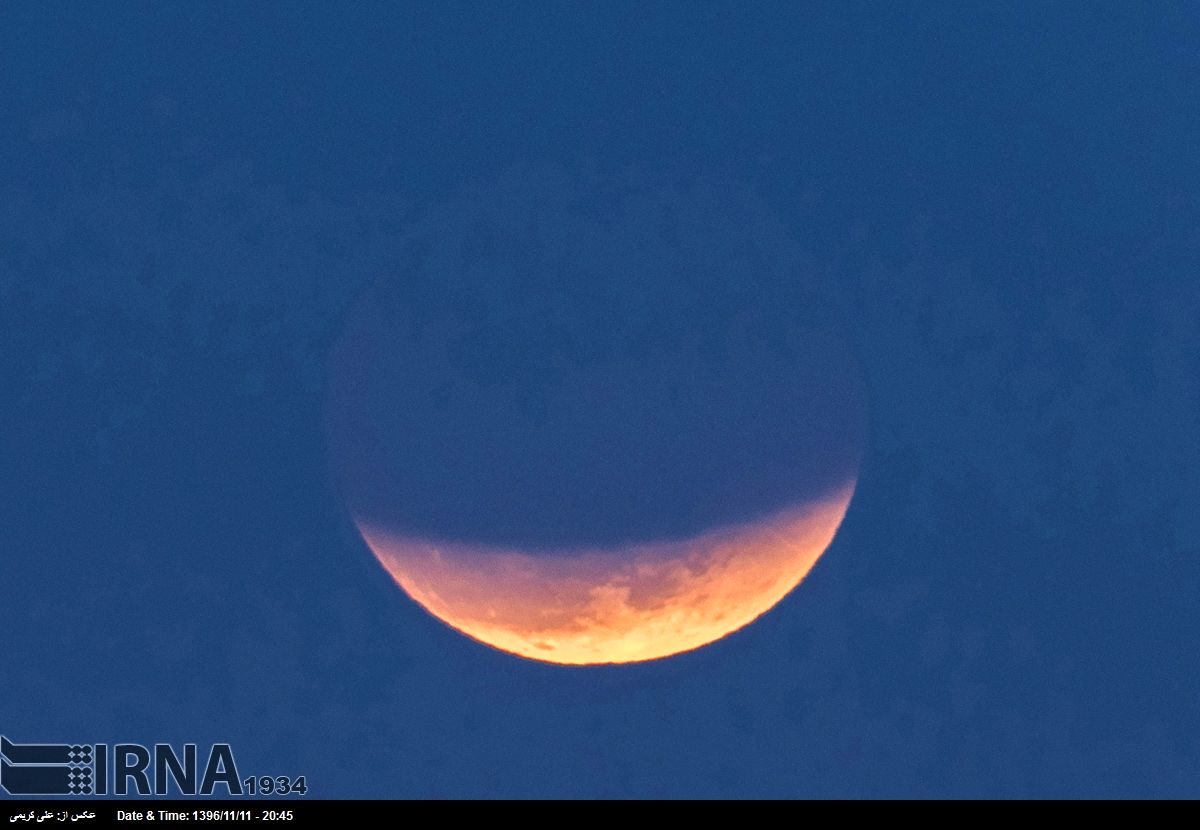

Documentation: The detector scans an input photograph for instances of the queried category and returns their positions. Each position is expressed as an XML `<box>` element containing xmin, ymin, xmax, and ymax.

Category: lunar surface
<box><xmin>356</xmin><ymin>483</ymin><xmax>854</xmax><ymax>664</ymax></box>
<box><xmin>327</xmin><ymin>169</ymin><xmax>866</xmax><ymax>665</ymax></box>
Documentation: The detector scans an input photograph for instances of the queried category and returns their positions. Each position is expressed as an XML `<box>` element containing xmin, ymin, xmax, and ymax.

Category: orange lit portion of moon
<box><xmin>354</xmin><ymin>481</ymin><xmax>855</xmax><ymax>665</ymax></box>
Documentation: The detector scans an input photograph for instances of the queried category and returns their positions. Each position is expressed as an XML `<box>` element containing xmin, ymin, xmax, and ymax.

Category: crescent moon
<box><xmin>353</xmin><ymin>481</ymin><xmax>854</xmax><ymax>665</ymax></box>
<box><xmin>326</xmin><ymin>172</ymin><xmax>866</xmax><ymax>667</ymax></box>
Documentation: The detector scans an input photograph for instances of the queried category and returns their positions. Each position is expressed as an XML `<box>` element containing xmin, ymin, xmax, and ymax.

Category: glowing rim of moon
<box><xmin>353</xmin><ymin>480</ymin><xmax>856</xmax><ymax>666</ymax></box>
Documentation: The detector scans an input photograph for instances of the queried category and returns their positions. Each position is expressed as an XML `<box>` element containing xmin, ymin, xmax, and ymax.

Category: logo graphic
<box><xmin>1</xmin><ymin>737</ymin><xmax>97</xmax><ymax>795</ymax></box>
<box><xmin>1</xmin><ymin>737</ymin><xmax>306</xmax><ymax>797</ymax></box>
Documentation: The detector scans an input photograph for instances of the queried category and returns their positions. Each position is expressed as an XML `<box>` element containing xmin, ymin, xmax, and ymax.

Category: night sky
<box><xmin>2</xmin><ymin>3</ymin><xmax>1198</xmax><ymax>797</ymax></box>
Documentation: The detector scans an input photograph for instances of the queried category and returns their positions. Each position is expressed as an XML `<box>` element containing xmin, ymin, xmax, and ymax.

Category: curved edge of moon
<box><xmin>355</xmin><ymin>480</ymin><xmax>857</xmax><ymax>665</ymax></box>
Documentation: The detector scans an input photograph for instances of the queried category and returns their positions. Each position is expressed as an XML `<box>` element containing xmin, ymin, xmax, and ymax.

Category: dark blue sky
<box><xmin>2</xmin><ymin>3</ymin><xmax>1198</xmax><ymax>797</ymax></box>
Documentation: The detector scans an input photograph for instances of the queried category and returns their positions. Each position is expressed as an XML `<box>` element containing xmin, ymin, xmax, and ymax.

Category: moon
<box><xmin>355</xmin><ymin>484</ymin><xmax>854</xmax><ymax>665</ymax></box>
<box><xmin>327</xmin><ymin>169</ymin><xmax>866</xmax><ymax>665</ymax></box>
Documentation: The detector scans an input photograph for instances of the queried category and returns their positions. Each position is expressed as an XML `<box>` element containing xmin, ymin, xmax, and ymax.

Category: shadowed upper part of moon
<box><xmin>327</xmin><ymin>168</ymin><xmax>866</xmax><ymax>552</ymax></box>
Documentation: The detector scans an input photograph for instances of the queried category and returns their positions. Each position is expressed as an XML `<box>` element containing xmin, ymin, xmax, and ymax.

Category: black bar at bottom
<box><xmin>2</xmin><ymin>801</ymin><xmax>463</xmax><ymax>824</ymax></box>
